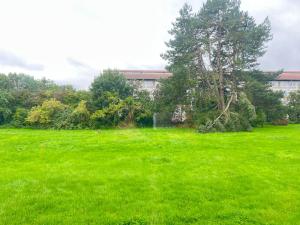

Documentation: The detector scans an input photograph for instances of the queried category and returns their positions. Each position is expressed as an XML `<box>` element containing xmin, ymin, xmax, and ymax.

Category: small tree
<box><xmin>90</xmin><ymin>70</ymin><xmax>133</xmax><ymax>108</ymax></box>
<box><xmin>26</xmin><ymin>99</ymin><xmax>68</xmax><ymax>128</ymax></box>
<box><xmin>90</xmin><ymin>92</ymin><xmax>153</xmax><ymax>128</ymax></box>
<box><xmin>71</xmin><ymin>100</ymin><xmax>91</xmax><ymax>128</ymax></box>
<box><xmin>288</xmin><ymin>91</ymin><xmax>300</xmax><ymax>123</ymax></box>
<box><xmin>12</xmin><ymin>108</ymin><xmax>28</xmax><ymax>127</ymax></box>
<box><xmin>91</xmin><ymin>93</ymin><xmax>125</xmax><ymax>128</ymax></box>
<box><xmin>122</xmin><ymin>96</ymin><xmax>152</xmax><ymax>127</ymax></box>
<box><xmin>134</xmin><ymin>91</ymin><xmax>154</xmax><ymax>127</ymax></box>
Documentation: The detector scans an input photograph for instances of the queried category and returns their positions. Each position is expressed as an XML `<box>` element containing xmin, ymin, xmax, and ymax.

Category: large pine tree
<box><xmin>160</xmin><ymin>0</ymin><xmax>272</xmax><ymax>131</ymax></box>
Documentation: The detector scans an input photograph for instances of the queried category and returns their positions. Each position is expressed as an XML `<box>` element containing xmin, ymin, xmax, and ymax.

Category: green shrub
<box><xmin>252</xmin><ymin>109</ymin><xmax>266</xmax><ymax>127</ymax></box>
<box><xmin>199</xmin><ymin>112</ymin><xmax>253</xmax><ymax>133</ymax></box>
<box><xmin>26</xmin><ymin>99</ymin><xmax>68</xmax><ymax>128</ymax></box>
<box><xmin>71</xmin><ymin>100</ymin><xmax>91</xmax><ymax>128</ymax></box>
<box><xmin>12</xmin><ymin>108</ymin><xmax>28</xmax><ymax>127</ymax></box>
<box><xmin>0</xmin><ymin>108</ymin><xmax>11</xmax><ymax>125</ymax></box>
<box><xmin>198</xmin><ymin>93</ymin><xmax>255</xmax><ymax>133</ymax></box>
<box><xmin>52</xmin><ymin>108</ymin><xmax>73</xmax><ymax>129</ymax></box>
<box><xmin>199</xmin><ymin>119</ymin><xmax>226</xmax><ymax>133</ymax></box>
<box><xmin>90</xmin><ymin>70</ymin><xmax>133</xmax><ymax>108</ymax></box>
<box><xmin>0</xmin><ymin>91</ymin><xmax>12</xmax><ymax>125</ymax></box>
<box><xmin>288</xmin><ymin>91</ymin><xmax>300</xmax><ymax>123</ymax></box>
<box><xmin>272</xmin><ymin>119</ymin><xmax>289</xmax><ymax>126</ymax></box>
<box><xmin>91</xmin><ymin>95</ymin><xmax>125</xmax><ymax>128</ymax></box>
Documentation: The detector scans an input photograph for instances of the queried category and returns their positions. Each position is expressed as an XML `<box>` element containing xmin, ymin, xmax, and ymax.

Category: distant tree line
<box><xmin>0</xmin><ymin>71</ymin><xmax>154</xmax><ymax>129</ymax></box>
<box><xmin>0</xmin><ymin>69</ymin><xmax>299</xmax><ymax>131</ymax></box>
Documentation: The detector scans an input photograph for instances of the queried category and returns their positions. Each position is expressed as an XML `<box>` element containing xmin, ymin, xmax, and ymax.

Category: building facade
<box><xmin>270</xmin><ymin>72</ymin><xmax>300</xmax><ymax>99</ymax></box>
<box><xmin>120</xmin><ymin>70</ymin><xmax>300</xmax><ymax>100</ymax></box>
<box><xmin>120</xmin><ymin>70</ymin><xmax>172</xmax><ymax>94</ymax></box>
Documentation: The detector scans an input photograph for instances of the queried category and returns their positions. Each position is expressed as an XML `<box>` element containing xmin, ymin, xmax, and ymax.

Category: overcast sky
<box><xmin>0</xmin><ymin>0</ymin><xmax>299</xmax><ymax>89</ymax></box>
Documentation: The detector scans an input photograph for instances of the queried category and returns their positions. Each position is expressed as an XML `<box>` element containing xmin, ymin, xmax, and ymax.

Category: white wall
<box><xmin>271</xmin><ymin>81</ymin><xmax>300</xmax><ymax>96</ymax></box>
<box><xmin>129</xmin><ymin>79</ymin><xmax>159</xmax><ymax>95</ymax></box>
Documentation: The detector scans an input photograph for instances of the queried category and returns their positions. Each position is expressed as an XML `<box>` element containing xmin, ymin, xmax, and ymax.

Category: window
<box><xmin>143</xmin><ymin>80</ymin><xmax>155</xmax><ymax>88</ymax></box>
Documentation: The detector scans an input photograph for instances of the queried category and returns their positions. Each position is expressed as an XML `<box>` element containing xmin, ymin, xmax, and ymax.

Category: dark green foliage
<box><xmin>91</xmin><ymin>93</ymin><xmax>125</xmax><ymax>128</ymax></box>
<box><xmin>90</xmin><ymin>75</ymin><xmax>154</xmax><ymax>128</ymax></box>
<box><xmin>199</xmin><ymin>119</ymin><xmax>225</xmax><ymax>133</ymax></box>
<box><xmin>155</xmin><ymin>111</ymin><xmax>174</xmax><ymax>127</ymax></box>
<box><xmin>52</xmin><ymin>108</ymin><xmax>73</xmax><ymax>129</ymax></box>
<box><xmin>243</xmin><ymin>71</ymin><xmax>286</xmax><ymax>123</ymax></box>
<box><xmin>90</xmin><ymin>70</ymin><xmax>133</xmax><ymax>108</ymax></box>
<box><xmin>0</xmin><ymin>91</ymin><xmax>13</xmax><ymax>124</ymax></box>
<box><xmin>154</xmin><ymin>68</ymin><xmax>193</xmax><ymax>126</ymax></box>
<box><xmin>134</xmin><ymin>91</ymin><xmax>153</xmax><ymax>127</ymax></box>
<box><xmin>0</xmin><ymin>73</ymin><xmax>79</xmax><ymax>122</ymax></box>
<box><xmin>0</xmin><ymin>74</ymin><xmax>9</xmax><ymax>89</ymax></box>
<box><xmin>199</xmin><ymin>93</ymin><xmax>256</xmax><ymax>133</ymax></box>
<box><xmin>252</xmin><ymin>109</ymin><xmax>267</xmax><ymax>127</ymax></box>
<box><xmin>70</xmin><ymin>100</ymin><xmax>91</xmax><ymax>128</ymax></box>
<box><xmin>288</xmin><ymin>91</ymin><xmax>300</xmax><ymax>123</ymax></box>
<box><xmin>45</xmin><ymin>86</ymin><xmax>91</xmax><ymax>107</ymax></box>
<box><xmin>235</xmin><ymin>92</ymin><xmax>257</xmax><ymax>122</ymax></box>
<box><xmin>6</xmin><ymin>73</ymin><xmax>41</xmax><ymax>91</ymax></box>
<box><xmin>90</xmin><ymin>93</ymin><xmax>153</xmax><ymax>128</ymax></box>
<box><xmin>199</xmin><ymin>112</ymin><xmax>253</xmax><ymax>133</ymax></box>
<box><xmin>12</xmin><ymin>108</ymin><xmax>28</xmax><ymax>127</ymax></box>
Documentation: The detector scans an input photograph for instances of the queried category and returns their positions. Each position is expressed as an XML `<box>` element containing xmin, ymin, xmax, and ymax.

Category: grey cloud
<box><xmin>56</xmin><ymin>77</ymin><xmax>95</xmax><ymax>90</ymax></box>
<box><xmin>67</xmin><ymin>57</ymin><xmax>98</xmax><ymax>73</ymax></box>
<box><xmin>66</xmin><ymin>58</ymin><xmax>98</xmax><ymax>89</ymax></box>
<box><xmin>0</xmin><ymin>49</ymin><xmax>44</xmax><ymax>71</ymax></box>
<box><xmin>259</xmin><ymin>1</ymin><xmax>300</xmax><ymax>70</ymax></box>
<box><xmin>67</xmin><ymin>58</ymin><xmax>90</xmax><ymax>69</ymax></box>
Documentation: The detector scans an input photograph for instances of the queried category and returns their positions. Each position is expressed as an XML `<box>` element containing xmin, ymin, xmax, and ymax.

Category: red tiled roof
<box><xmin>120</xmin><ymin>70</ymin><xmax>300</xmax><ymax>81</ymax></box>
<box><xmin>276</xmin><ymin>72</ymin><xmax>300</xmax><ymax>81</ymax></box>
<box><xmin>120</xmin><ymin>70</ymin><xmax>172</xmax><ymax>80</ymax></box>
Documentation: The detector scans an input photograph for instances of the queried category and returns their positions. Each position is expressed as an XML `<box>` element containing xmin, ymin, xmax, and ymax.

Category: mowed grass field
<box><xmin>0</xmin><ymin>126</ymin><xmax>299</xmax><ymax>225</ymax></box>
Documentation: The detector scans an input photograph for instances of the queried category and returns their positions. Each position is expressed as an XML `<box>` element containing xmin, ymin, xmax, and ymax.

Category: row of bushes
<box><xmin>0</xmin><ymin>71</ymin><xmax>154</xmax><ymax>129</ymax></box>
<box><xmin>12</xmin><ymin>96</ymin><xmax>153</xmax><ymax>129</ymax></box>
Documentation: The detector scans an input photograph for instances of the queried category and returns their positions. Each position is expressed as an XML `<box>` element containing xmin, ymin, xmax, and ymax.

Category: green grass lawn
<box><xmin>0</xmin><ymin>126</ymin><xmax>299</xmax><ymax>225</ymax></box>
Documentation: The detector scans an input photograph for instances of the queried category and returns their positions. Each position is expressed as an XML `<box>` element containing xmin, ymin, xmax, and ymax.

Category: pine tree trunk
<box><xmin>216</xmin><ymin>39</ymin><xmax>225</xmax><ymax>112</ymax></box>
<box><xmin>218</xmin><ymin>73</ymin><xmax>225</xmax><ymax>111</ymax></box>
